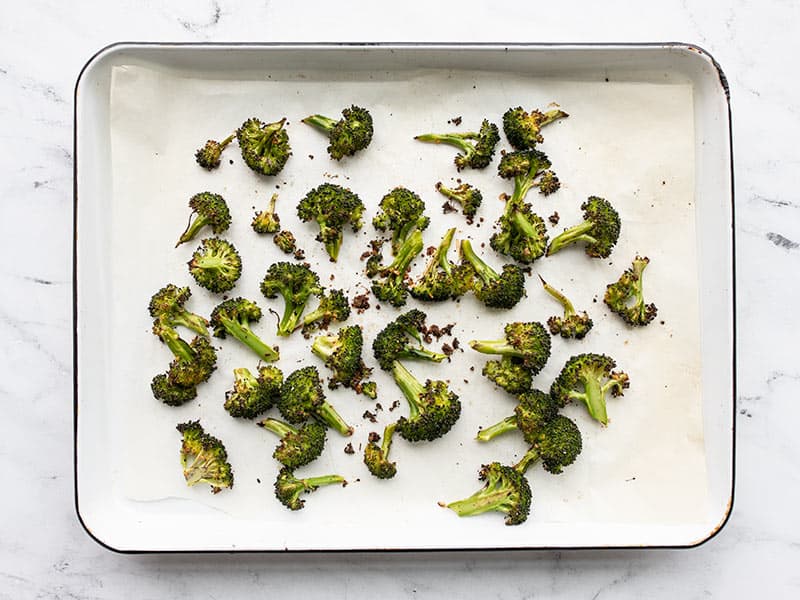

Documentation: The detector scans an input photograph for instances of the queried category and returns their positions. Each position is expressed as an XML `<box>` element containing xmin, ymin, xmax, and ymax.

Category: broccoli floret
<box><xmin>279</xmin><ymin>366</ymin><xmax>354</xmax><ymax>436</ymax></box>
<box><xmin>274</xmin><ymin>467</ymin><xmax>346</xmax><ymax>511</ymax></box>
<box><xmin>410</xmin><ymin>227</ymin><xmax>473</xmax><ymax>302</ymax></box>
<box><xmin>195</xmin><ymin>133</ymin><xmax>235</xmax><ymax>170</ymax></box>
<box><xmin>481</xmin><ymin>357</ymin><xmax>533</xmax><ymax>395</ymax></box>
<box><xmin>152</xmin><ymin>320</ymin><xmax>217</xmax><ymax>390</ymax></box>
<box><xmin>502</xmin><ymin>107</ymin><xmax>568</xmax><ymax>150</ymax></box>
<box><xmin>260</xmin><ymin>262</ymin><xmax>323</xmax><ymax>336</ymax></box>
<box><xmin>150</xmin><ymin>373</ymin><xmax>197</xmax><ymax>407</ymax></box>
<box><xmin>546</xmin><ymin>196</ymin><xmax>621</xmax><ymax>258</ymax></box>
<box><xmin>372</xmin><ymin>309</ymin><xmax>448</xmax><ymax>371</ymax></box>
<box><xmin>176</xmin><ymin>192</ymin><xmax>231</xmax><ymax>247</ymax></box>
<box><xmin>311</xmin><ymin>325</ymin><xmax>376</xmax><ymax>397</ymax></box>
<box><xmin>224</xmin><ymin>366</ymin><xmax>283</xmax><ymax>419</ymax></box>
<box><xmin>372</xmin><ymin>187</ymin><xmax>430</xmax><ymax>255</ymax></box>
<box><xmin>392</xmin><ymin>361</ymin><xmax>461</xmax><ymax>442</ymax></box>
<box><xmin>364</xmin><ymin>423</ymin><xmax>397</xmax><ymax>479</ymax></box>
<box><xmin>459</xmin><ymin>239</ymin><xmax>525</xmax><ymax>309</ymax></box>
<box><xmin>252</xmin><ymin>193</ymin><xmax>281</xmax><ymax>234</ymax></box>
<box><xmin>210</xmin><ymin>298</ymin><xmax>280</xmax><ymax>362</ymax></box>
<box><xmin>445</xmin><ymin>462</ymin><xmax>531</xmax><ymax>526</ymax></box>
<box><xmin>415</xmin><ymin>119</ymin><xmax>500</xmax><ymax>171</ymax></box>
<box><xmin>237</xmin><ymin>117</ymin><xmax>291</xmax><ymax>176</ymax></box>
<box><xmin>514</xmin><ymin>415</ymin><xmax>583</xmax><ymax>475</ymax></box>
<box><xmin>550</xmin><ymin>353</ymin><xmax>630</xmax><ymax>425</ymax></box>
<box><xmin>273</xmin><ymin>230</ymin><xmax>297</xmax><ymax>254</ymax></box>
<box><xmin>469</xmin><ymin>322</ymin><xmax>551</xmax><ymax>373</ymax></box>
<box><xmin>476</xmin><ymin>389</ymin><xmax>559</xmax><ymax>443</ymax></box>
<box><xmin>176</xmin><ymin>421</ymin><xmax>233</xmax><ymax>493</ymax></box>
<box><xmin>540</xmin><ymin>276</ymin><xmax>593</xmax><ymax>339</ymax></box>
<box><xmin>259</xmin><ymin>418</ymin><xmax>327</xmax><ymax>469</ymax></box>
<box><xmin>302</xmin><ymin>105</ymin><xmax>374</xmax><ymax>160</ymax></box>
<box><xmin>297</xmin><ymin>289</ymin><xmax>350</xmax><ymax>335</ymax></box>
<box><xmin>148</xmin><ymin>284</ymin><xmax>209</xmax><ymax>337</ymax></box>
<box><xmin>604</xmin><ymin>255</ymin><xmax>658</xmax><ymax>326</ymax></box>
<box><xmin>187</xmin><ymin>237</ymin><xmax>242</xmax><ymax>293</ymax></box>
<box><xmin>435</xmin><ymin>181</ymin><xmax>482</xmax><ymax>219</ymax></box>
<box><xmin>297</xmin><ymin>183</ymin><xmax>365</xmax><ymax>261</ymax></box>
<box><xmin>366</xmin><ymin>230</ymin><xmax>424</xmax><ymax>308</ymax></box>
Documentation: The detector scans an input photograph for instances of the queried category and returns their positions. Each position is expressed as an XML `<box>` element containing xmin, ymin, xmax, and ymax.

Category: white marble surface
<box><xmin>1</xmin><ymin>0</ymin><xmax>798</xmax><ymax>597</ymax></box>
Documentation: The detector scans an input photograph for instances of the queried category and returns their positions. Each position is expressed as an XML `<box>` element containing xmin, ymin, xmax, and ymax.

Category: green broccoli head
<box><xmin>470</xmin><ymin>321</ymin><xmax>551</xmax><ymax>375</ymax></box>
<box><xmin>481</xmin><ymin>357</ymin><xmax>533</xmax><ymax>395</ymax></box>
<box><xmin>210</xmin><ymin>298</ymin><xmax>280</xmax><ymax>362</ymax></box>
<box><xmin>278</xmin><ymin>366</ymin><xmax>353</xmax><ymax>436</ymax></box>
<box><xmin>194</xmin><ymin>133</ymin><xmax>235</xmax><ymax>170</ymax></box>
<box><xmin>187</xmin><ymin>237</ymin><xmax>242</xmax><ymax>293</ymax></box>
<box><xmin>372</xmin><ymin>187</ymin><xmax>430</xmax><ymax>254</ymax></box>
<box><xmin>260</xmin><ymin>262</ymin><xmax>323</xmax><ymax>336</ymax></box>
<box><xmin>298</xmin><ymin>289</ymin><xmax>351</xmax><ymax>335</ymax></box>
<box><xmin>372</xmin><ymin>309</ymin><xmax>447</xmax><ymax>371</ymax></box>
<box><xmin>237</xmin><ymin>117</ymin><xmax>291</xmax><ymax>176</ymax></box>
<box><xmin>410</xmin><ymin>227</ymin><xmax>472</xmax><ymax>302</ymax></box>
<box><xmin>176</xmin><ymin>192</ymin><xmax>231</xmax><ymax>247</ymax></box>
<box><xmin>497</xmin><ymin>149</ymin><xmax>559</xmax><ymax>196</ymax></box>
<box><xmin>475</xmin><ymin>388</ymin><xmax>558</xmax><ymax>443</ymax></box>
<box><xmin>224</xmin><ymin>366</ymin><xmax>282</xmax><ymax>419</ymax></box>
<box><xmin>151</xmin><ymin>373</ymin><xmax>197</xmax><ymax>407</ymax></box>
<box><xmin>364</xmin><ymin>423</ymin><xmax>397</xmax><ymax>479</ymax></box>
<box><xmin>367</xmin><ymin>230</ymin><xmax>424</xmax><ymax>308</ymax></box>
<box><xmin>259</xmin><ymin>418</ymin><xmax>327</xmax><ymax>469</ymax></box>
<box><xmin>274</xmin><ymin>467</ymin><xmax>346</xmax><ymax>511</ymax></box>
<box><xmin>302</xmin><ymin>105</ymin><xmax>374</xmax><ymax>160</ymax></box>
<box><xmin>445</xmin><ymin>462</ymin><xmax>532</xmax><ymax>526</ymax></box>
<box><xmin>435</xmin><ymin>181</ymin><xmax>483</xmax><ymax>219</ymax></box>
<box><xmin>459</xmin><ymin>239</ymin><xmax>526</xmax><ymax>309</ymax></box>
<box><xmin>311</xmin><ymin>325</ymin><xmax>375</xmax><ymax>397</ymax></box>
<box><xmin>540</xmin><ymin>276</ymin><xmax>594</xmax><ymax>339</ymax></box>
<box><xmin>550</xmin><ymin>353</ymin><xmax>630</xmax><ymax>425</ymax></box>
<box><xmin>515</xmin><ymin>415</ymin><xmax>583</xmax><ymax>475</ymax></box>
<box><xmin>392</xmin><ymin>361</ymin><xmax>461</xmax><ymax>442</ymax></box>
<box><xmin>251</xmin><ymin>193</ymin><xmax>281</xmax><ymax>234</ymax></box>
<box><xmin>148</xmin><ymin>284</ymin><xmax>209</xmax><ymax>337</ymax></box>
<box><xmin>546</xmin><ymin>196</ymin><xmax>621</xmax><ymax>258</ymax></box>
<box><xmin>502</xmin><ymin>106</ymin><xmax>568</xmax><ymax>150</ymax></box>
<box><xmin>415</xmin><ymin>119</ymin><xmax>500</xmax><ymax>171</ymax></box>
<box><xmin>162</xmin><ymin>334</ymin><xmax>218</xmax><ymax>388</ymax></box>
<box><xmin>297</xmin><ymin>183</ymin><xmax>365</xmax><ymax>261</ymax></box>
<box><xmin>490</xmin><ymin>201</ymin><xmax>549</xmax><ymax>264</ymax></box>
<box><xmin>273</xmin><ymin>230</ymin><xmax>297</xmax><ymax>254</ymax></box>
<box><xmin>604</xmin><ymin>255</ymin><xmax>658</xmax><ymax>326</ymax></box>
<box><xmin>176</xmin><ymin>420</ymin><xmax>234</xmax><ymax>493</ymax></box>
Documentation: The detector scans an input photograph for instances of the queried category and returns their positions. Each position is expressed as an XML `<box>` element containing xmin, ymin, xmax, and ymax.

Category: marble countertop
<box><xmin>1</xmin><ymin>0</ymin><xmax>797</xmax><ymax>597</ymax></box>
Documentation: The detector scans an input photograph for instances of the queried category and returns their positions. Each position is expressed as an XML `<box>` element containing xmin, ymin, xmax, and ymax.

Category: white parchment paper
<box><xmin>106</xmin><ymin>62</ymin><xmax>705</xmax><ymax>541</ymax></box>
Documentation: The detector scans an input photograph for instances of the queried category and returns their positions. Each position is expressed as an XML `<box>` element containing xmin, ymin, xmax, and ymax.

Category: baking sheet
<box><xmin>104</xmin><ymin>60</ymin><xmax>706</xmax><ymax>542</ymax></box>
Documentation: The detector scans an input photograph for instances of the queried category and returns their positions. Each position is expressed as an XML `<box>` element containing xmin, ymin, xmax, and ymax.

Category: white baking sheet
<box><xmin>104</xmin><ymin>61</ymin><xmax>705</xmax><ymax>543</ymax></box>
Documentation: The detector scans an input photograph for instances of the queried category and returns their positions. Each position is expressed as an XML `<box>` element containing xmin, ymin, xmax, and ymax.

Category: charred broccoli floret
<box><xmin>445</xmin><ymin>462</ymin><xmax>531</xmax><ymax>526</ymax></box>
<box><xmin>297</xmin><ymin>289</ymin><xmax>351</xmax><ymax>335</ymax></box>
<box><xmin>176</xmin><ymin>192</ymin><xmax>231</xmax><ymax>247</ymax></box>
<box><xmin>470</xmin><ymin>322</ymin><xmax>551</xmax><ymax>373</ymax></box>
<box><xmin>459</xmin><ymin>239</ymin><xmax>525</xmax><ymax>309</ymax></box>
<box><xmin>392</xmin><ymin>361</ymin><xmax>461</xmax><ymax>442</ymax></box>
<box><xmin>237</xmin><ymin>117</ymin><xmax>291</xmax><ymax>176</ymax></box>
<box><xmin>435</xmin><ymin>181</ymin><xmax>482</xmax><ymax>219</ymax></box>
<box><xmin>372</xmin><ymin>187</ymin><xmax>430</xmax><ymax>255</ymax></box>
<box><xmin>415</xmin><ymin>119</ymin><xmax>500</xmax><ymax>171</ymax></box>
<box><xmin>410</xmin><ymin>227</ymin><xmax>473</xmax><ymax>302</ymax></box>
<box><xmin>540</xmin><ymin>276</ymin><xmax>593</xmax><ymax>339</ymax></box>
<box><xmin>210</xmin><ymin>298</ymin><xmax>280</xmax><ymax>362</ymax></box>
<box><xmin>551</xmin><ymin>353</ymin><xmax>630</xmax><ymax>425</ymax></box>
<box><xmin>514</xmin><ymin>415</ymin><xmax>583</xmax><ymax>475</ymax></box>
<box><xmin>152</xmin><ymin>319</ymin><xmax>217</xmax><ymax>387</ymax></box>
<box><xmin>259</xmin><ymin>418</ymin><xmax>327</xmax><ymax>469</ymax></box>
<box><xmin>251</xmin><ymin>193</ymin><xmax>281</xmax><ymax>234</ymax></box>
<box><xmin>482</xmin><ymin>357</ymin><xmax>533</xmax><ymax>395</ymax></box>
<box><xmin>364</xmin><ymin>423</ymin><xmax>397</xmax><ymax>479</ymax></box>
<box><xmin>476</xmin><ymin>389</ymin><xmax>559</xmax><ymax>443</ymax></box>
<box><xmin>150</xmin><ymin>373</ymin><xmax>197</xmax><ymax>406</ymax></box>
<box><xmin>302</xmin><ymin>105</ymin><xmax>374</xmax><ymax>160</ymax></box>
<box><xmin>273</xmin><ymin>230</ymin><xmax>297</xmax><ymax>254</ymax></box>
<box><xmin>187</xmin><ymin>237</ymin><xmax>242</xmax><ymax>293</ymax></box>
<box><xmin>311</xmin><ymin>325</ymin><xmax>376</xmax><ymax>398</ymax></box>
<box><xmin>274</xmin><ymin>467</ymin><xmax>346</xmax><ymax>511</ymax></box>
<box><xmin>604</xmin><ymin>255</ymin><xmax>658</xmax><ymax>326</ymax></box>
<box><xmin>194</xmin><ymin>133</ymin><xmax>235</xmax><ymax>170</ymax></box>
<box><xmin>546</xmin><ymin>196</ymin><xmax>621</xmax><ymax>258</ymax></box>
<box><xmin>502</xmin><ymin>106</ymin><xmax>568</xmax><ymax>150</ymax></box>
<box><xmin>279</xmin><ymin>366</ymin><xmax>354</xmax><ymax>436</ymax></box>
<box><xmin>366</xmin><ymin>230</ymin><xmax>424</xmax><ymax>307</ymax></box>
<box><xmin>260</xmin><ymin>262</ymin><xmax>323</xmax><ymax>336</ymax></box>
<box><xmin>148</xmin><ymin>284</ymin><xmax>208</xmax><ymax>337</ymax></box>
<box><xmin>372</xmin><ymin>309</ymin><xmax>448</xmax><ymax>371</ymax></box>
<box><xmin>223</xmin><ymin>366</ymin><xmax>283</xmax><ymax>419</ymax></box>
<box><xmin>176</xmin><ymin>421</ymin><xmax>233</xmax><ymax>493</ymax></box>
<box><xmin>297</xmin><ymin>183</ymin><xmax>365</xmax><ymax>261</ymax></box>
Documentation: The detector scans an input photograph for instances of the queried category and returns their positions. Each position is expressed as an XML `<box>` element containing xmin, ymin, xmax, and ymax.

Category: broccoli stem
<box><xmin>171</xmin><ymin>313</ymin><xmax>210</xmax><ymax>337</ymax></box>
<box><xmin>392</xmin><ymin>361</ymin><xmax>425</xmax><ymax>419</ymax></box>
<box><xmin>570</xmin><ymin>376</ymin><xmax>608</xmax><ymax>425</ymax></box>
<box><xmin>388</xmin><ymin>229</ymin><xmax>424</xmax><ymax>273</ymax></box>
<box><xmin>539</xmin><ymin>275</ymin><xmax>576</xmax><ymax>316</ymax></box>
<box><xmin>418</xmin><ymin>227</ymin><xmax>456</xmax><ymax>280</ymax></box>
<box><xmin>460</xmin><ymin>239</ymin><xmax>497</xmax><ymax>284</ymax></box>
<box><xmin>510</xmin><ymin>210</ymin><xmax>541</xmax><ymax>239</ymax></box>
<box><xmin>468</xmin><ymin>339</ymin><xmax>519</xmax><ymax>357</ymax></box>
<box><xmin>511</xmin><ymin>174</ymin><xmax>535</xmax><ymax>205</ymax></box>
<box><xmin>476</xmin><ymin>416</ymin><xmax>518</xmax><ymax>442</ymax></box>
<box><xmin>277</xmin><ymin>298</ymin><xmax>305</xmax><ymax>337</ymax></box>
<box><xmin>415</xmin><ymin>133</ymin><xmax>475</xmax><ymax>155</ymax></box>
<box><xmin>255</xmin><ymin>119</ymin><xmax>287</xmax><ymax>154</ymax></box>
<box><xmin>217</xmin><ymin>315</ymin><xmax>279</xmax><ymax>362</ymax></box>
<box><xmin>302</xmin><ymin>114</ymin><xmax>338</xmax><ymax>133</ymax></box>
<box><xmin>301</xmin><ymin>474</ymin><xmax>347</xmax><ymax>489</ymax></box>
<box><xmin>446</xmin><ymin>486</ymin><xmax>516</xmax><ymax>517</ymax></box>
<box><xmin>310</xmin><ymin>335</ymin><xmax>337</xmax><ymax>360</ymax></box>
<box><xmin>381</xmin><ymin>422</ymin><xmax>397</xmax><ymax>457</ymax></box>
<box><xmin>319</xmin><ymin>222</ymin><xmax>343</xmax><ymax>261</ymax></box>
<box><xmin>546</xmin><ymin>220</ymin><xmax>597</xmax><ymax>256</ymax></box>
<box><xmin>159</xmin><ymin>326</ymin><xmax>196</xmax><ymax>363</ymax></box>
<box><xmin>513</xmin><ymin>447</ymin><xmax>540</xmax><ymax>474</ymax></box>
<box><xmin>177</xmin><ymin>215</ymin><xmax>212</xmax><ymax>247</ymax></box>
<box><xmin>315</xmin><ymin>402</ymin><xmax>354</xmax><ymax>436</ymax></box>
<box><xmin>183</xmin><ymin>449</ymin><xmax>215</xmax><ymax>485</ymax></box>
<box><xmin>259</xmin><ymin>417</ymin><xmax>297</xmax><ymax>439</ymax></box>
<box><xmin>436</xmin><ymin>184</ymin><xmax>462</xmax><ymax>203</ymax></box>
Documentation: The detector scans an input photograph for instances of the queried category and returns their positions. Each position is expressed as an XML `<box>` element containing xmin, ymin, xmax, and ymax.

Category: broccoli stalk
<box><xmin>540</xmin><ymin>276</ymin><xmax>593</xmax><ymax>339</ymax></box>
<box><xmin>445</xmin><ymin>462</ymin><xmax>531</xmax><ymax>526</ymax></box>
<box><xmin>367</xmin><ymin>229</ymin><xmax>424</xmax><ymax>307</ymax></box>
<box><xmin>459</xmin><ymin>239</ymin><xmax>526</xmax><ymax>309</ymax></box>
<box><xmin>279</xmin><ymin>366</ymin><xmax>354</xmax><ymax>436</ymax></box>
<box><xmin>415</xmin><ymin>119</ymin><xmax>500</xmax><ymax>171</ymax></box>
<box><xmin>469</xmin><ymin>322</ymin><xmax>551</xmax><ymax>373</ymax></box>
<box><xmin>195</xmin><ymin>133</ymin><xmax>235</xmax><ymax>170</ymax></box>
<box><xmin>410</xmin><ymin>227</ymin><xmax>473</xmax><ymax>302</ymax></box>
<box><xmin>274</xmin><ymin>467</ymin><xmax>346</xmax><ymax>511</ymax></box>
<box><xmin>152</xmin><ymin>318</ymin><xmax>196</xmax><ymax>363</ymax></box>
<box><xmin>364</xmin><ymin>423</ymin><xmax>397</xmax><ymax>479</ymax></box>
<box><xmin>550</xmin><ymin>353</ymin><xmax>630</xmax><ymax>425</ymax></box>
<box><xmin>311</xmin><ymin>326</ymin><xmax>376</xmax><ymax>398</ymax></box>
<box><xmin>435</xmin><ymin>182</ymin><xmax>482</xmax><ymax>219</ymax></box>
<box><xmin>176</xmin><ymin>192</ymin><xmax>232</xmax><ymax>247</ymax></box>
<box><xmin>392</xmin><ymin>361</ymin><xmax>461</xmax><ymax>442</ymax></box>
<box><xmin>603</xmin><ymin>255</ymin><xmax>658</xmax><ymax>326</ymax></box>
<box><xmin>476</xmin><ymin>389</ymin><xmax>559</xmax><ymax>443</ymax></box>
<box><xmin>546</xmin><ymin>196</ymin><xmax>621</xmax><ymax>258</ymax></box>
<box><xmin>252</xmin><ymin>193</ymin><xmax>281</xmax><ymax>234</ymax></box>
<box><xmin>372</xmin><ymin>309</ymin><xmax>448</xmax><ymax>371</ymax></box>
<box><xmin>259</xmin><ymin>418</ymin><xmax>327</xmax><ymax>469</ymax></box>
<box><xmin>296</xmin><ymin>289</ymin><xmax>351</xmax><ymax>334</ymax></box>
<box><xmin>176</xmin><ymin>421</ymin><xmax>234</xmax><ymax>493</ymax></box>
<box><xmin>148</xmin><ymin>284</ymin><xmax>209</xmax><ymax>337</ymax></box>
<box><xmin>302</xmin><ymin>105</ymin><xmax>374</xmax><ymax>160</ymax></box>
<box><xmin>260</xmin><ymin>262</ymin><xmax>323</xmax><ymax>336</ymax></box>
<box><xmin>210</xmin><ymin>298</ymin><xmax>280</xmax><ymax>362</ymax></box>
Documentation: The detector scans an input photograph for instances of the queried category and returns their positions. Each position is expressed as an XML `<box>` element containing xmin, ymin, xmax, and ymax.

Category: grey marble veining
<box><xmin>1</xmin><ymin>0</ymin><xmax>799</xmax><ymax>598</ymax></box>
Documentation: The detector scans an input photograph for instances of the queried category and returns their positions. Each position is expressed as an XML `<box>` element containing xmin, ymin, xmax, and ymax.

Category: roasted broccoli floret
<box><xmin>195</xmin><ymin>133</ymin><xmax>235</xmax><ymax>170</ymax></box>
<box><xmin>502</xmin><ymin>106</ymin><xmax>568</xmax><ymax>150</ymax></box>
<box><xmin>481</xmin><ymin>357</ymin><xmax>533</xmax><ymax>395</ymax></box>
<box><xmin>392</xmin><ymin>361</ymin><xmax>461</xmax><ymax>442</ymax></box>
<box><xmin>273</xmin><ymin>230</ymin><xmax>297</xmax><ymax>254</ymax></box>
<box><xmin>237</xmin><ymin>117</ymin><xmax>291</xmax><ymax>176</ymax></box>
<box><xmin>176</xmin><ymin>421</ymin><xmax>233</xmax><ymax>493</ymax></box>
<box><xmin>415</xmin><ymin>119</ymin><xmax>500</xmax><ymax>171</ymax></box>
<box><xmin>150</xmin><ymin>373</ymin><xmax>197</xmax><ymax>406</ymax></box>
<box><xmin>372</xmin><ymin>309</ymin><xmax>448</xmax><ymax>371</ymax></box>
<box><xmin>409</xmin><ymin>227</ymin><xmax>473</xmax><ymax>302</ymax></box>
<box><xmin>470</xmin><ymin>322</ymin><xmax>551</xmax><ymax>373</ymax></box>
<box><xmin>302</xmin><ymin>105</ymin><xmax>374</xmax><ymax>160</ymax></box>
<box><xmin>297</xmin><ymin>289</ymin><xmax>351</xmax><ymax>335</ymax></box>
<box><xmin>546</xmin><ymin>196</ymin><xmax>621</xmax><ymax>258</ymax></box>
<box><xmin>210</xmin><ymin>298</ymin><xmax>280</xmax><ymax>362</ymax></box>
<box><xmin>152</xmin><ymin>320</ymin><xmax>217</xmax><ymax>387</ymax></box>
<box><xmin>540</xmin><ymin>276</ymin><xmax>593</xmax><ymax>339</ymax></box>
<box><xmin>311</xmin><ymin>325</ymin><xmax>376</xmax><ymax>398</ymax></box>
<box><xmin>476</xmin><ymin>389</ymin><xmax>559</xmax><ymax>443</ymax></box>
<box><xmin>459</xmin><ymin>239</ymin><xmax>525</xmax><ymax>309</ymax></box>
<box><xmin>604</xmin><ymin>255</ymin><xmax>658</xmax><ymax>326</ymax></box>
<box><xmin>176</xmin><ymin>192</ymin><xmax>231</xmax><ymax>247</ymax></box>
<box><xmin>435</xmin><ymin>181</ymin><xmax>482</xmax><ymax>219</ymax></box>
<box><xmin>259</xmin><ymin>418</ymin><xmax>327</xmax><ymax>469</ymax></box>
<box><xmin>274</xmin><ymin>467</ymin><xmax>346</xmax><ymax>511</ymax></box>
<box><xmin>515</xmin><ymin>415</ymin><xmax>583</xmax><ymax>475</ymax></box>
<box><xmin>279</xmin><ymin>366</ymin><xmax>354</xmax><ymax>436</ymax></box>
<box><xmin>148</xmin><ymin>284</ymin><xmax>209</xmax><ymax>337</ymax></box>
<box><xmin>372</xmin><ymin>187</ymin><xmax>430</xmax><ymax>255</ymax></box>
<box><xmin>224</xmin><ymin>366</ymin><xmax>283</xmax><ymax>419</ymax></box>
<box><xmin>366</xmin><ymin>230</ymin><xmax>424</xmax><ymax>307</ymax></box>
<box><xmin>550</xmin><ymin>353</ymin><xmax>630</xmax><ymax>425</ymax></box>
<box><xmin>297</xmin><ymin>183</ymin><xmax>365</xmax><ymax>261</ymax></box>
<box><xmin>260</xmin><ymin>262</ymin><xmax>323</xmax><ymax>336</ymax></box>
<box><xmin>187</xmin><ymin>237</ymin><xmax>242</xmax><ymax>293</ymax></box>
<box><xmin>445</xmin><ymin>462</ymin><xmax>531</xmax><ymax>526</ymax></box>
<box><xmin>364</xmin><ymin>423</ymin><xmax>397</xmax><ymax>479</ymax></box>
<box><xmin>252</xmin><ymin>193</ymin><xmax>281</xmax><ymax>234</ymax></box>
